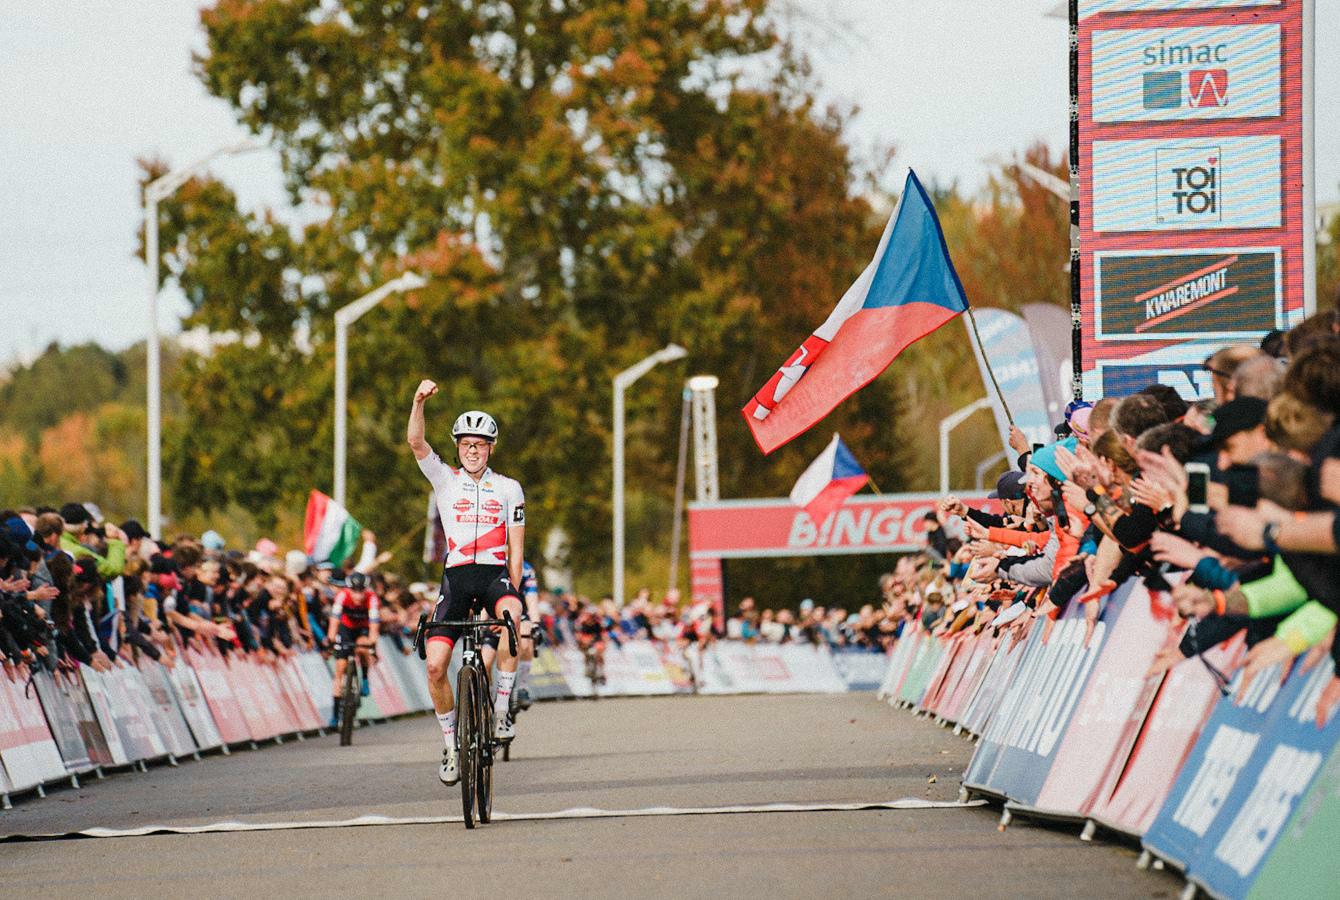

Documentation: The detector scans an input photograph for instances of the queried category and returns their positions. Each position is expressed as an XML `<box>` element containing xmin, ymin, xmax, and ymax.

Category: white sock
<box><xmin>436</xmin><ymin>710</ymin><xmax>456</xmax><ymax>749</ymax></box>
<box><xmin>494</xmin><ymin>670</ymin><xmax>516</xmax><ymax>719</ymax></box>
<box><xmin>517</xmin><ymin>660</ymin><xmax>532</xmax><ymax>691</ymax></box>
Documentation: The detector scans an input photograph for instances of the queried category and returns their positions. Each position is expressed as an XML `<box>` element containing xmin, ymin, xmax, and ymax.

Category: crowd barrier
<box><xmin>875</xmin><ymin>579</ymin><xmax>1340</xmax><ymax>899</ymax></box>
<box><xmin>0</xmin><ymin>638</ymin><xmax>886</xmax><ymax>808</ymax></box>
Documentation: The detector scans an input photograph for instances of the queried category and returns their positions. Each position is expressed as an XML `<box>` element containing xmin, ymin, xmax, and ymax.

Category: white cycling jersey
<box><xmin>418</xmin><ymin>452</ymin><xmax>525</xmax><ymax>568</ymax></box>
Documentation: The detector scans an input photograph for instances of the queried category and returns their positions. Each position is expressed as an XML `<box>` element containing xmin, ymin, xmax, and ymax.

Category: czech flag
<box><xmin>743</xmin><ymin>169</ymin><xmax>970</xmax><ymax>454</ymax></box>
<box><xmin>789</xmin><ymin>434</ymin><xmax>869</xmax><ymax>525</ymax></box>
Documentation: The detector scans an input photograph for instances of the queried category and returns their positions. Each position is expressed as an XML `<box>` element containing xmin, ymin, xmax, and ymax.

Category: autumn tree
<box><xmin>150</xmin><ymin>0</ymin><xmax>909</xmax><ymax>581</ymax></box>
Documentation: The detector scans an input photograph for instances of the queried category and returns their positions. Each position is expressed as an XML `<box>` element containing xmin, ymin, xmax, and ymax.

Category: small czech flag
<box><xmin>789</xmin><ymin>434</ymin><xmax>870</xmax><ymax>525</ymax></box>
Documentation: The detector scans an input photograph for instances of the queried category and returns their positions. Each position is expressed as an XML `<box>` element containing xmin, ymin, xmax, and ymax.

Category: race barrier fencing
<box><xmin>0</xmin><ymin>637</ymin><xmax>887</xmax><ymax>809</ymax></box>
<box><xmin>872</xmin><ymin>575</ymin><xmax>1340</xmax><ymax>900</ymax></box>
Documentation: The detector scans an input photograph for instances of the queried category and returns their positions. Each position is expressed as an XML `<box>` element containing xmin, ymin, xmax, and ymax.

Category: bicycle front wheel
<box><xmin>339</xmin><ymin>661</ymin><xmax>358</xmax><ymax>746</ymax></box>
<box><xmin>457</xmin><ymin>664</ymin><xmax>479</xmax><ymax>829</ymax></box>
<box><xmin>475</xmin><ymin>667</ymin><xmax>494</xmax><ymax>823</ymax></box>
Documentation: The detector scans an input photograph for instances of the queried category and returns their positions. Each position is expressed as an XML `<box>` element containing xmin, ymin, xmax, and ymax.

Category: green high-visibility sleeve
<box><xmin>1276</xmin><ymin>601</ymin><xmax>1338</xmax><ymax>654</ymax></box>
<box><xmin>1242</xmin><ymin>556</ymin><xmax>1308</xmax><ymax>618</ymax></box>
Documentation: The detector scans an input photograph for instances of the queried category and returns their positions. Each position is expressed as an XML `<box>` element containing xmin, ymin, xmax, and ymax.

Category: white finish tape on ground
<box><xmin>2</xmin><ymin>797</ymin><xmax>986</xmax><ymax>842</ymax></box>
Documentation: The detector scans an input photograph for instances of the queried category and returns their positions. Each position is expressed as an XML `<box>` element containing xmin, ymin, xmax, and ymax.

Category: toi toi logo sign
<box><xmin>1157</xmin><ymin>146</ymin><xmax>1221</xmax><ymax>224</ymax></box>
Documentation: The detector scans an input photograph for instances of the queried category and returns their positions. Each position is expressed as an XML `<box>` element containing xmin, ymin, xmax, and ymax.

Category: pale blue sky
<box><xmin>2</xmin><ymin>0</ymin><xmax>1335</xmax><ymax>366</ymax></box>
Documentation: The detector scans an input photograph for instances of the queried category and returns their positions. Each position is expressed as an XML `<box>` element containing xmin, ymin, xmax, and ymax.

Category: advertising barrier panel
<box><xmin>524</xmin><ymin>647</ymin><xmax>574</xmax><ymax>701</ymax></box>
<box><xmin>188</xmin><ymin>648</ymin><xmax>253</xmax><ymax>745</ymax></box>
<box><xmin>1185</xmin><ymin>658</ymin><xmax>1340</xmax><ymax>899</ymax></box>
<box><xmin>832</xmin><ymin>648</ymin><xmax>891</xmax><ymax>692</ymax></box>
<box><xmin>30</xmin><ymin>670</ymin><xmax>93</xmax><ymax>775</ymax></box>
<box><xmin>1248</xmin><ymin>738</ymin><xmax>1340</xmax><ymax>898</ymax></box>
<box><xmin>0</xmin><ymin>670</ymin><xmax>68</xmax><ymax>790</ymax></box>
<box><xmin>1142</xmin><ymin>660</ymin><xmax>1289</xmax><ymax>872</ymax></box>
<box><xmin>165</xmin><ymin>659</ymin><xmax>223</xmax><ymax>751</ymax></box>
<box><xmin>1088</xmin><ymin>632</ymin><xmax>1244</xmax><ymax>836</ymax></box>
<box><xmin>134</xmin><ymin>662</ymin><xmax>198</xmax><ymax>759</ymax></box>
<box><xmin>79</xmin><ymin>666</ymin><xmax>132</xmax><ymax>766</ymax></box>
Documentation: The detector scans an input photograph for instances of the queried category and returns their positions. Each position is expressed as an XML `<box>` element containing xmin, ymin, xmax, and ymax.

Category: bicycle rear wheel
<box><xmin>457</xmin><ymin>665</ymin><xmax>478</xmax><ymax>829</ymax></box>
<box><xmin>339</xmin><ymin>660</ymin><xmax>358</xmax><ymax>746</ymax></box>
<box><xmin>476</xmin><ymin>672</ymin><xmax>494</xmax><ymax>823</ymax></box>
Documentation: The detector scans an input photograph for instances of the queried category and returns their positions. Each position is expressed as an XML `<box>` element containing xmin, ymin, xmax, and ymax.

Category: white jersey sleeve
<box><xmin>417</xmin><ymin>450</ymin><xmax>455</xmax><ymax>492</ymax></box>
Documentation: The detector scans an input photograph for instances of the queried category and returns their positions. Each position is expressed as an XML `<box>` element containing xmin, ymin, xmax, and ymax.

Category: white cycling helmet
<box><xmin>452</xmin><ymin>410</ymin><xmax>499</xmax><ymax>443</ymax></box>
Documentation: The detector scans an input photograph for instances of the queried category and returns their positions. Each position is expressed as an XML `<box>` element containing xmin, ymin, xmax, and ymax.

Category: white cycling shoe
<box><xmin>495</xmin><ymin>714</ymin><xmax>516</xmax><ymax>740</ymax></box>
<box><xmin>439</xmin><ymin>747</ymin><xmax>459</xmax><ymax>786</ymax></box>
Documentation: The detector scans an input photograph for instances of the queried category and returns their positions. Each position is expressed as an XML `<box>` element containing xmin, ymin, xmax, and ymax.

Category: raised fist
<box><xmin>414</xmin><ymin>379</ymin><xmax>439</xmax><ymax>403</ymax></box>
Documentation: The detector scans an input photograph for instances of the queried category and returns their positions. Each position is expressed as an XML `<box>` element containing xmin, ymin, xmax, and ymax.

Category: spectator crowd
<box><xmin>6</xmin><ymin>309</ymin><xmax>1339</xmax><ymax>723</ymax></box>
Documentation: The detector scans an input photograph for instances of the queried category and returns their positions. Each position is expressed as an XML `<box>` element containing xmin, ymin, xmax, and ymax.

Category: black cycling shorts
<box><xmin>429</xmin><ymin>564</ymin><xmax>522</xmax><ymax>647</ymax></box>
<box><xmin>335</xmin><ymin>623</ymin><xmax>369</xmax><ymax>659</ymax></box>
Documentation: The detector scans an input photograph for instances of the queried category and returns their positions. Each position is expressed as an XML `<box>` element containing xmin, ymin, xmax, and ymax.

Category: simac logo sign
<box><xmin>1091</xmin><ymin>24</ymin><xmax>1279</xmax><ymax>123</ymax></box>
<box><xmin>1157</xmin><ymin>146</ymin><xmax>1220</xmax><ymax>224</ymax></box>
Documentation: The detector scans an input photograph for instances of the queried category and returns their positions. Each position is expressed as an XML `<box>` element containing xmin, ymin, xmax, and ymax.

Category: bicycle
<box><xmin>334</xmin><ymin>638</ymin><xmax>377</xmax><ymax>747</ymax></box>
<box><xmin>414</xmin><ymin>610</ymin><xmax>518</xmax><ymax>829</ymax></box>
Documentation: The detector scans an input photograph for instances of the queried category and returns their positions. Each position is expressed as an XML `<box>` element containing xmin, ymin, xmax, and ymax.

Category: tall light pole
<box><xmin>333</xmin><ymin>272</ymin><xmax>429</xmax><ymax>509</ymax></box>
<box><xmin>143</xmin><ymin>139</ymin><xmax>262</xmax><ymax>538</ymax></box>
<box><xmin>612</xmin><ymin>343</ymin><xmax>687</xmax><ymax>605</ymax></box>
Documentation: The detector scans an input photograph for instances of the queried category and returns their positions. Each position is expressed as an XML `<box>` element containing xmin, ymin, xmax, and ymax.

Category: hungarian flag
<box><xmin>789</xmin><ymin>434</ymin><xmax>869</xmax><ymax>524</ymax></box>
<box><xmin>743</xmin><ymin>170</ymin><xmax>970</xmax><ymax>454</ymax></box>
<box><xmin>303</xmin><ymin>490</ymin><xmax>362</xmax><ymax>566</ymax></box>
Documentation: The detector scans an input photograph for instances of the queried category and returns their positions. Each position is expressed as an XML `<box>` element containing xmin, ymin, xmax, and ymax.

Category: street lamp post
<box><xmin>143</xmin><ymin>139</ymin><xmax>262</xmax><ymax>538</ymax></box>
<box><xmin>612</xmin><ymin>343</ymin><xmax>687</xmax><ymax>605</ymax></box>
<box><xmin>333</xmin><ymin>273</ymin><xmax>429</xmax><ymax>509</ymax></box>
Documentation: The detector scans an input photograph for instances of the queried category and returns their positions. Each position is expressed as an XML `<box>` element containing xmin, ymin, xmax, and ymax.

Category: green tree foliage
<box><xmin>154</xmin><ymin>0</ymin><xmax>911</xmax><ymax>579</ymax></box>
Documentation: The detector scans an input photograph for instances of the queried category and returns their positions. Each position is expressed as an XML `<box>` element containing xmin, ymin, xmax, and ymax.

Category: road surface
<box><xmin>0</xmin><ymin>693</ymin><xmax>1179</xmax><ymax>898</ymax></box>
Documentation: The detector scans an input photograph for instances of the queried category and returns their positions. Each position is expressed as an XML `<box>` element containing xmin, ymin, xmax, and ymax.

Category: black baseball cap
<box><xmin>1201</xmin><ymin>397</ymin><xmax>1268</xmax><ymax>449</ymax></box>
<box><xmin>989</xmin><ymin>470</ymin><xmax>1027</xmax><ymax>501</ymax></box>
<box><xmin>120</xmin><ymin>519</ymin><xmax>150</xmax><ymax>542</ymax></box>
<box><xmin>59</xmin><ymin>502</ymin><xmax>91</xmax><ymax>526</ymax></box>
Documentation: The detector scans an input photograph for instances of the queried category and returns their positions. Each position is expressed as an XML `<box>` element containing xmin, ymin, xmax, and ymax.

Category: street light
<box><xmin>333</xmin><ymin>272</ymin><xmax>429</xmax><ymax>509</ymax></box>
<box><xmin>939</xmin><ymin>397</ymin><xmax>993</xmax><ymax>494</ymax></box>
<box><xmin>612</xmin><ymin>343</ymin><xmax>687</xmax><ymax>605</ymax></box>
<box><xmin>143</xmin><ymin>139</ymin><xmax>264</xmax><ymax>538</ymax></box>
<box><xmin>668</xmin><ymin>374</ymin><xmax>719</xmax><ymax>595</ymax></box>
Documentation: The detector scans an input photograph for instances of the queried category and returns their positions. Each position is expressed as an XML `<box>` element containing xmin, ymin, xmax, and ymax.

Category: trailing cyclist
<box><xmin>326</xmin><ymin>571</ymin><xmax>380</xmax><ymax>729</ymax></box>
<box><xmin>407</xmin><ymin>379</ymin><xmax>527</xmax><ymax>787</ymax></box>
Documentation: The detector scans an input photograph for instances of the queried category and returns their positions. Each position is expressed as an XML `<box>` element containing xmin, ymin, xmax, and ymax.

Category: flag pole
<box><xmin>865</xmin><ymin>473</ymin><xmax>884</xmax><ymax>496</ymax></box>
<box><xmin>965</xmin><ymin>307</ymin><xmax>1015</xmax><ymax>426</ymax></box>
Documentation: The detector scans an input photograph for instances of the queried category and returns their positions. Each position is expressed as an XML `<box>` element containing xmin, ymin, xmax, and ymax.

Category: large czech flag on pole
<box><xmin>743</xmin><ymin>170</ymin><xmax>969</xmax><ymax>454</ymax></box>
<box><xmin>789</xmin><ymin>434</ymin><xmax>869</xmax><ymax>525</ymax></box>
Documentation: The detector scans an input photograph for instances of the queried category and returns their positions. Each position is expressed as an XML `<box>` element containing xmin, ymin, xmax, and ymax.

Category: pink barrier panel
<box><xmin>0</xmin><ymin>668</ymin><xmax>67</xmax><ymax>790</ymax></box>
<box><xmin>187</xmin><ymin>647</ymin><xmax>252</xmax><ymax>744</ymax></box>
<box><xmin>61</xmin><ymin>668</ymin><xmax>115</xmax><ymax>766</ymax></box>
<box><xmin>917</xmin><ymin>637</ymin><xmax>958</xmax><ymax>711</ymax></box>
<box><xmin>1088</xmin><ymin>633</ymin><xmax>1246</xmax><ymax>836</ymax></box>
<box><xmin>133</xmin><ymin>660</ymin><xmax>198</xmax><ymax>759</ymax></box>
<box><xmin>226</xmin><ymin>656</ymin><xmax>283</xmax><ymax>740</ymax></box>
<box><xmin>882</xmin><ymin>628</ymin><xmax>924</xmax><ymax>700</ymax></box>
<box><xmin>275</xmin><ymin>659</ymin><xmax>324</xmax><ymax>732</ymax></box>
<box><xmin>368</xmin><ymin>658</ymin><xmax>408</xmax><ymax>716</ymax></box>
<box><xmin>1021</xmin><ymin>583</ymin><xmax>1178</xmax><ymax>819</ymax></box>
<box><xmin>926</xmin><ymin>635</ymin><xmax>975</xmax><ymax>716</ymax></box>
<box><xmin>941</xmin><ymin>634</ymin><xmax>995</xmax><ymax>724</ymax></box>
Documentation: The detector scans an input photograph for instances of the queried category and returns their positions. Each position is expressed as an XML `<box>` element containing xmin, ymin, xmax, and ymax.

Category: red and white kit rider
<box><xmin>418</xmin><ymin>452</ymin><xmax>525</xmax><ymax>568</ymax></box>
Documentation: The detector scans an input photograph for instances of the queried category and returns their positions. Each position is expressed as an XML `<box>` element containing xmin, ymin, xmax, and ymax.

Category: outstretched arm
<box><xmin>407</xmin><ymin>379</ymin><xmax>438</xmax><ymax>460</ymax></box>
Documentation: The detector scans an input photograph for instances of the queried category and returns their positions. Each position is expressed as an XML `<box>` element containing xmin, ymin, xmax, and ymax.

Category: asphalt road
<box><xmin>0</xmin><ymin>693</ymin><xmax>1180</xmax><ymax>899</ymax></box>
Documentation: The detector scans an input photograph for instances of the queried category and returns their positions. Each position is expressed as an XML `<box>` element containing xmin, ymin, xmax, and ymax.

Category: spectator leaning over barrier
<box><xmin>58</xmin><ymin>502</ymin><xmax>127</xmax><ymax>579</ymax></box>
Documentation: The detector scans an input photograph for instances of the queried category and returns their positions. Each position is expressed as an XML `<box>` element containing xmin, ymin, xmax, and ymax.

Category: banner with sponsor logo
<box><xmin>1247</xmin><ymin>737</ymin><xmax>1340</xmax><ymax>898</ymax></box>
<box><xmin>1088</xmin><ymin>631</ymin><xmax>1244</xmax><ymax>836</ymax></box>
<box><xmin>1141</xmin><ymin>659</ymin><xmax>1289</xmax><ymax>872</ymax></box>
<box><xmin>1184</xmin><ymin>658</ymin><xmax>1340</xmax><ymax>898</ymax></box>
<box><xmin>0</xmin><ymin>670</ymin><xmax>69</xmax><ymax>791</ymax></box>
<box><xmin>30</xmin><ymin>670</ymin><xmax>94</xmax><ymax>776</ymax></box>
<box><xmin>968</xmin><ymin>308</ymin><xmax>1055</xmax><ymax>450</ymax></box>
<box><xmin>962</xmin><ymin>587</ymin><xmax>1120</xmax><ymax>804</ymax></box>
<box><xmin>832</xmin><ymin>647</ymin><xmax>892</xmax><ymax>692</ymax></box>
<box><xmin>1077</xmin><ymin>0</ymin><xmax>1309</xmax><ymax>400</ymax></box>
<box><xmin>689</xmin><ymin>493</ymin><xmax>992</xmax><ymax>561</ymax></box>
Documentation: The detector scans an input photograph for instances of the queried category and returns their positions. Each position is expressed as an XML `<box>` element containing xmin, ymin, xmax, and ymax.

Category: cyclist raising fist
<box><xmin>408</xmin><ymin>379</ymin><xmax>527</xmax><ymax>786</ymax></box>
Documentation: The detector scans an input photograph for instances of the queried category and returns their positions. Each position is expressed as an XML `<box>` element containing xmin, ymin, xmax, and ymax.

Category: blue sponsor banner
<box><xmin>1142</xmin><ymin>660</ymin><xmax>1290</xmax><ymax>873</ymax></box>
<box><xmin>1097</xmin><ymin>361</ymin><xmax>1215</xmax><ymax>401</ymax></box>
<box><xmin>963</xmin><ymin>583</ymin><xmax>1125</xmax><ymax>802</ymax></box>
<box><xmin>830</xmin><ymin>648</ymin><xmax>890</xmax><ymax>692</ymax></box>
<box><xmin>1185</xmin><ymin>660</ymin><xmax>1340</xmax><ymax>899</ymax></box>
<box><xmin>968</xmin><ymin>308</ymin><xmax>1054</xmax><ymax>450</ymax></box>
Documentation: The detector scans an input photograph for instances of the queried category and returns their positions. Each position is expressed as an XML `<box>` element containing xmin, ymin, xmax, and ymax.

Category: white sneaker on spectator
<box><xmin>439</xmin><ymin>747</ymin><xmax>459</xmax><ymax>786</ymax></box>
<box><xmin>494</xmin><ymin>714</ymin><xmax>515</xmax><ymax>740</ymax></box>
